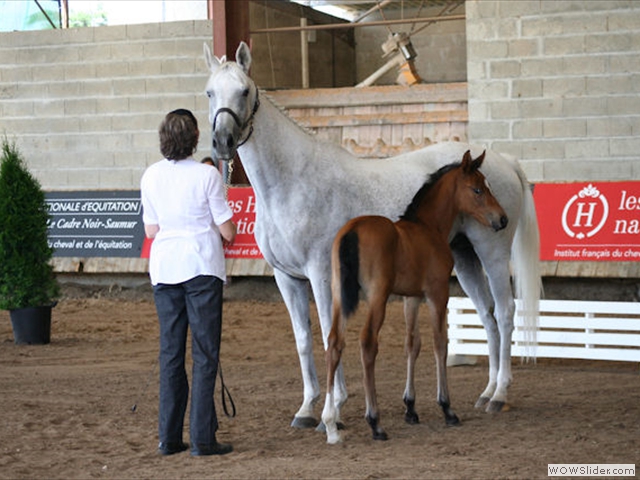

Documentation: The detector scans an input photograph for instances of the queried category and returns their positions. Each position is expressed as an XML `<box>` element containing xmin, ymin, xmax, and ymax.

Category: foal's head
<box><xmin>455</xmin><ymin>150</ymin><xmax>508</xmax><ymax>231</ymax></box>
<box><xmin>401</xmin><ymin>150</ymin><xmax>508</xmax><ymax>232</ymax></box>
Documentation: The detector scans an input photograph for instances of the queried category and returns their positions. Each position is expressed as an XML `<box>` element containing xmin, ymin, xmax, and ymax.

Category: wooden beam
<box><xmin>291</xmin><ymin>110</ymin><xmax>469</xmax><ymax>128</ymax></box>
<box><xmin>210</xmin><ymin>0</ymin><xmax>250</xmax><ymax>59</ymax></box>
<box><xmin>251</xmin><ymin>14</ymin><xmax>466</xmax><ymax>34</ymax></box>
<box><xmin>267</xmin><ymin>83</ymin><xmax>468</xmax><ymax>108</ymax></box>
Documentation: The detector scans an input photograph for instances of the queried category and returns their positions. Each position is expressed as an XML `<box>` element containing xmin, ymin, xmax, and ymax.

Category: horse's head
<box><xmin>203</xmin><ymin>41</ymin><xmax>259</xmax><ymax>160</ymax></box>
<box><xmin>459</xmin><ymin>150</ymin><xmax>508</xmax><ymax>232</ymax></box>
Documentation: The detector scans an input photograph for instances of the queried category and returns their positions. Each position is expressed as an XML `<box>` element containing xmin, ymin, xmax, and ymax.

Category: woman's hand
<box><xmin>219</xmin><ymin>219</ymin><xmax>237</xmax><ymax>246</ymax></box>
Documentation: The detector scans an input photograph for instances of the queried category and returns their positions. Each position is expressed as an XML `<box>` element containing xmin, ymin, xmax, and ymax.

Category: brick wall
<box><xmin>465</xmin><ymin>0</ymin><xmax>640</xmax><ymax>182</ymax></box>
<box><xmin>0</xmin><ymin>21</ymin><xmax>212</xmax><ymax>191</ymax></box>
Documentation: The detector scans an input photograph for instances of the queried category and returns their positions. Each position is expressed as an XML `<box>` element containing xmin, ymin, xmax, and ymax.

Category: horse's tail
<box><xmin>338</xmin><ymin>230</ymin><xmax>360</xmax><ymax>319</ymax></box>
<box><xmin>511</xmin><ymin>163</ymin><xmax>543</xmax><ymax>360</ymax></box>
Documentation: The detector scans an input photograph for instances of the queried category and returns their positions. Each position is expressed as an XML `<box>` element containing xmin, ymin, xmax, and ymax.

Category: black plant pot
<box><xmin>9</xmin><ymin>305</ymin><xmax>53</xmax><ymax>345</ymax></box>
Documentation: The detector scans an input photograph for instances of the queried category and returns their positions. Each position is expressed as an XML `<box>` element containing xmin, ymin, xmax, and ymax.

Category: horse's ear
<box><xmin>203</xmin><ymin>43</ymin><xmax>222</xmax><ymax>73</ymax></box>
<box><xmin>236</xmin><ymin>41</ymin><xmax>252</xmax><ymax>74</ymax></box>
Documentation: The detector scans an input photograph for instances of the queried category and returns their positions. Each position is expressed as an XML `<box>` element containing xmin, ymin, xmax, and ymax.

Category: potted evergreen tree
<box><xmin>0</xmin><ymin>138</ymin><xmax>59</xmax><ymax>344</ymax></box>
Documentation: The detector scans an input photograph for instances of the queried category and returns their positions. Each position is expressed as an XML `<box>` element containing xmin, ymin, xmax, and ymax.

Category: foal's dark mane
<box><xmin>400</xmin><ymin>161</ymin><xmax>462</xmax><ymax>223</ymax></box>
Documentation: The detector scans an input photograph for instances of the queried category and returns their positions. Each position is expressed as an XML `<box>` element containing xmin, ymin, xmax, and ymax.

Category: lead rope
<box><xmin>220</xmin><ymin>158</ymin><xmax>234</xmax><ymax>417</ymax></box>
<box><xmin>224</xmin><ymin>158</ymin><xmax>234</xmax><ymax>194</ymax></box>
<box><xmin>218</xmin><ymin>361</ymin><xmax>236</xmax><ymax>418</ymax></box>
<box><xmin>217</xmin><ymin>91</ymin><xmax>258</xmax><ymax>417</ymax></box>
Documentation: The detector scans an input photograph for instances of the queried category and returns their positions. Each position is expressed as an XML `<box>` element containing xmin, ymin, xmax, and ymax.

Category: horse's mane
<box><xmin>400</xmin><ymin>161</ymin><xmax>461</xmax><ymax>223</ymax></box>
<box><xmin>259</xmin><ymin>89</ymin><xmax>316</xmax><ymax>136</ymax></box>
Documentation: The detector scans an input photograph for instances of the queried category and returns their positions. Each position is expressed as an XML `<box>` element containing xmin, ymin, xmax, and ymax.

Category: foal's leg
<box><xmin>361</xmin><ymin>296</ymin><xmax>389</xmax><ymax>440</ymax></box>
<box><xmin>274</xmin><ymin>270</ymin><xmax>320</xmax><ymax>428</ymax></box>
<box><xmin>402</xmin><ymin>296</ymin><xmax>422</xmax><ymax>425</ymax></box>
<box><xmin>427</xmin><ymin>295</ymin><xmax>460</xmax><ymax>426</ymax></box>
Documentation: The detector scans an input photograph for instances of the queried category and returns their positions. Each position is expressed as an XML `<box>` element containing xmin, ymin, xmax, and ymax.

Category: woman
<box><xmin>141</xmin><ymin>109</ymin><xmax>236</xmax><ymax>456</ymax></box>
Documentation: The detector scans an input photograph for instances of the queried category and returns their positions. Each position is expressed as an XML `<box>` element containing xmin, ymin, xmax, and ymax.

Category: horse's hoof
<box><xmin>404</xmin><ymin>411</ymin><xmax>420</xmax><ymax>425</ymax></box>
<box><xmin>316</xmin><ymin>422</ymin><xmax>346</xmax><ymax>433</ymax></box>
<box><xmin>327</xmin><ymin>432</ymin><xmax>343</xmax><ymax>445</ymax></box>
<box><xmin>372</xmin><ymin>430</ymin><xmax>388</xmax><ymax>441</ymax></box>
<box><xmin>291</xmin><ymin>416</ymin><xmax>318</xmax><ymax>429</ymax></box>
<box><xmin>486</xmin><ymin>400</ymin><xmax>510</xmax><ymax>413</ymax></box>
<box><xmin>446</xmin><ymin>414</ymin><xmax>461</xmax><ymax>426</ymax></box>
<box><xmin>474</xmin><ymin>396</ymin><xmax>490</xmax><ymax>409</ymax></box>
<box><xmin>316</xmin><ymin>420</ymin><xmax>347</xmax><ymax>432</ymax></box>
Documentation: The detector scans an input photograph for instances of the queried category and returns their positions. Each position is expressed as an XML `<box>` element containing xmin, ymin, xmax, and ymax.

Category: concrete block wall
<box><xmin>465</xmin><ymin>0</ymin><xmax>640</xmax><ymax>182</ymax></box>
<box><xmin>0</xmin><ymin>21</ymin><xmax>213</xmax><ymax>191</ymax></box>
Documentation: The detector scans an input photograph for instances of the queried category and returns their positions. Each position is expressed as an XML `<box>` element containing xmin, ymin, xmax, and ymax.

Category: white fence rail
<box><xmin>447</xmin><ymin>297</ymin><xmax>640</xmax><ymax>363</ymax></box>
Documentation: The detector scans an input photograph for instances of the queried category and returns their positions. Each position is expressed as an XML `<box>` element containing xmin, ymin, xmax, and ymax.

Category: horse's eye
<box><xmin>473</xmin><ymin>188</ymin><xmax>482</xmax><ymax>195</ymax></box>
<box><xmin>242</xmin><ymin>88</ymin><xmax>249</xmax><ymax>97</ymax></box>
<box><xmin>206</xmin><ymin>91</ymin><xmax>214</xmax><ymax>99</ymax></box>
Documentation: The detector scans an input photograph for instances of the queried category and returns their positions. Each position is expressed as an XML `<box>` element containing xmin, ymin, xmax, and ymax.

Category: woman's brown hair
<box><xmin>159</xmin><ymin>109</ymin><xmax>199</xmax><ymax>160</ymax></box>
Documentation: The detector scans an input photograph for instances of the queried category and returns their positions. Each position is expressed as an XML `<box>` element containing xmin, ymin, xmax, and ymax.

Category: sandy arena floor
<box><xmin>0</xmin><ymin>281</ymin><xmax>638</xmax><ymax>479</ymax></box>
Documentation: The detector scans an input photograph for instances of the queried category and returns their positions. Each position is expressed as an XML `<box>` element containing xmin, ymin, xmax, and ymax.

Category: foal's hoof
<box><xmin>486</xmin><ymin>401</ymin><xmax>510</xmax><ymax>413</ymax></box>
<box><xmin>446</xmin><ymin>414</ymin><xmax>461</xmax><ymax>426</ymax></box>
<box><xmin>291</xmin><ymin>416</ymin><xmax>318</xmax><ymax>429</ymax></box>
<box><xmin>372</xmin><ymin>430</ymin><xmax>388</xmax><ymax>441</ymax></box>
<box><xmin>404</xmin><ymin>410</ymin><xmax>420</xmax><ymax>425</ymax></box>
<box><xmin>474</xmin><ymin>396</ymin><xmax>490</xmax><ymax>409</ymax></box>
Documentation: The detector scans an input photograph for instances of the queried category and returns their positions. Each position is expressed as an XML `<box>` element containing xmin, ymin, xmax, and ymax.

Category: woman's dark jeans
<box><xmin>153</xmin><ymin>275</ymin><xmax>223</xmax><ymax>446</ymax></box>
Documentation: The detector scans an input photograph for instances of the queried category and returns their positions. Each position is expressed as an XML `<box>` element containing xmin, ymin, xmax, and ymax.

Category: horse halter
<box><xmin>211</xmin><ymin>88</ymin><xmax>260</xmax><ymax>148</ymax></box>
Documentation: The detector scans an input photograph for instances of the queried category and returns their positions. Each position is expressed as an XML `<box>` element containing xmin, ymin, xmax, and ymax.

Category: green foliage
<box><xmin>25</xmin><ymin>3</ymin><xmax>59</xmax><ymax>30</ymax></box>
<box><xmin>0</xmin><ymin>138</ymin><xmax>59</xmax><ymax>310</ymax></box>
<box><xmin>69</xmin><ymin>7</ymin><xmax>108</xmax><ymax>28</ymax></box>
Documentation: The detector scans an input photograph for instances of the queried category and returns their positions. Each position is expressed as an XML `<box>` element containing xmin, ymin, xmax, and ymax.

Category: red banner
<box><xmin>140</xmin><ymin>187</ymin><xmax>263</xmax><ymax>259</ymax></box>
<box><xmin>224</xmin><ymin>187</ymin><xmax>263</xmax><ymax>259</ymax></box>
<box><xmin>533</xmin><ymin>182</ymin><xmax>640</xmax><ymax>261</ymax></box>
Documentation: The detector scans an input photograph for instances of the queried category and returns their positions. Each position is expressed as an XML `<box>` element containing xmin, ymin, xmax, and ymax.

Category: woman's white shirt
<box><xmin>141</xmin><ymin>158</ymin><xmax>233</xmax><ymax>285</ymax></box>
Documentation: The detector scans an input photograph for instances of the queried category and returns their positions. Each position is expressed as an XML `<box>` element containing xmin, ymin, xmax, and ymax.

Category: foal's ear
<box><xmin>471</xmin><ymin>150</ymin><xmax>486</xmax><ymax>171</ymax></box>
<box><xmin>203</xmin><ymin>43</ymin><xmax>223</xmax><ymax>72</ymax></box>
<box><xmin>461</xmin><ymin>150</ymin><xmax>473</xmax><ymax>173</ymax></box>
<box><xmin>461</xmin><ymin>149</ymin><xmax>485</xmax><ymax>173</ymax></box>
<box><xmin>236</xmin><ymin>41</ymin><xmax>252</xmax><ymax>74</ymax></box>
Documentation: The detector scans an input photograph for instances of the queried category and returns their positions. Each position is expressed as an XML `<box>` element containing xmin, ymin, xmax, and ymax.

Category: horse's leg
<box><xmin>273</xmin><ymin>269</ymin><xmax>320</xmax><ymax>428</ymax></box>
<box><xmin>450</xmin><ymin>234</ymin><xmax>500</xmax><ymax>409</ymax></box>
<box><xmin>482</xmin><ymin>249</ymin><xmax>516</xmax><ymax>413</ymax></box>
<box><xmin>361</xmin><ymin>296</ymin><xmax>388</xmax><ymax>441</ymax></box>
<box><xmin>309</xmin><ymin>271</ymin><xmax>347</xmax><ymax>432</ymax></box>
<box><xmin>321</xmin><ymin>301</ymin><xmax>346</xmax><ymax>444</ymax></box>
<box><xmin>402</xmin><ymin>296</ymin><xmax>421</xmax><ymax>425</ymax></box>
<box><xmin>427</xmin><ymin>290</ymin><xmax>460</xmax><ymax>426</ymax></box>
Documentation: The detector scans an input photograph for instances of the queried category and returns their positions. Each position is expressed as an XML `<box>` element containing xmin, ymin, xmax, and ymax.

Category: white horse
<box><xmin>204</xmin><ymin>42</ymin><xmax>541</xmax><ymax>433</ymax></box>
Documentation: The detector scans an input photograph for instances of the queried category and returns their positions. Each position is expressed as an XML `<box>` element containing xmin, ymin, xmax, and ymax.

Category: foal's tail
<box><xmin>338</xmin><ymin>230</ymin><xmax>360</xmax><ymax>319</ymax></box>
<box><xmin>511</xmin><ymin>164</ymin><xmax>542</xmax><ymax>360</ymax></box>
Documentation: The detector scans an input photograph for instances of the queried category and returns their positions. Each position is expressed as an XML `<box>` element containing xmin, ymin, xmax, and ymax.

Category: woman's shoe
<box><xmin>157</xmin><ymin>441</ymin><xmax>189</xmax><ymax>456</ymax></box>
<box><xmin>191</xmin><ymin>441</ymin><xmax>233</xmax><ymax>456</ymax></box>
